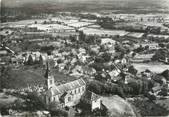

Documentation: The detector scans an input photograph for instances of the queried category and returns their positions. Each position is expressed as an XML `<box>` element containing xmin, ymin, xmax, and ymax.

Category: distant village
<box><xmin>0</xmin><ymin>12</ymin><xmax>169</xmax><ymax>117</ymax></box>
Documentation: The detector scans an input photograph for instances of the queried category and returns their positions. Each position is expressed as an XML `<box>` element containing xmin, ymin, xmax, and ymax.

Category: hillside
<box><xmin>101</xmin><ymin>95</ymin><xmax>137</xmax><ymax>117</ymax></box>
<box><xmin>1</xmin><ymin>66</ymin><xmax>45</xmax><ymax>89</ymax></box>
<box><xmin>2</xmin><ymin>0</ymin><xmax>169</xmax><ymax>13</ymax></box>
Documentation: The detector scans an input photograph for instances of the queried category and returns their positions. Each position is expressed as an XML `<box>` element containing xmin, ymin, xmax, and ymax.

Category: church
<box><xmin>44</xmin><ymin>63</ymin><xmax>86</xmax><ymax>108</ymax></box>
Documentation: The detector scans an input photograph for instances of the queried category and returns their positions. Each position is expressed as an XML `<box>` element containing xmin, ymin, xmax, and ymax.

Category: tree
<box><xmin>102</xmin><ymin>52</ymin><xmax>111</xmax><ymax>62</ymax></box>
<box><xmin>161</xmin><ymin>69</ymin><xmax>169</xmax><ymax>81</ymax></box>
<box><xmin>95</xmin><ymin>72</ymin><xmax>110</xmax><ymax>82</ymax></box>
<box><xmin>128</xmin><ymin>66</ymin><xmax>138</xmax><ymax>75</ymax></box>
<box><xmin>25</xmin><ymin>92</ymin><xmax>46</xmax><ymax>111</ymax></box>
<box><xmin>131</xmin><ymin>98</ymin><xmax>169</xmax><ymax>116</ymax></box>
<box><xmin>6</xmin><ymin>99</ymin><xmax>25</xmax><ymax>111</ymax></box>
<box><xmin>152</xmin><ymin>49</ymin><xmax>168</xmax><ymax>61</ymax></box>
<box><xmin>134</xmin><ymin>45</ymin><xmax>145</xmax><ymax>53</ymax></box>
<box><xmin>87</xmin><ymin>80</ymin><xmax>125</xmax><ymax>98</ymax></box>
<box><xmin>158</xmin><ymin>84</ymin><xmax>168</xmax><ymax>96</ymax></box>
<box><xmin>159</xmin><ymin>43</ymin><xmax>165</xmax><ymax>48</ymax></box>
<box><xmin>43</xmin><ymin>21</ymin><xmax>47</xmax><ymax>24</ymax></box>
<box><xmin>90</xmin><ymin>63</ymin><xmax>103</xmax><ymax>71</ymax></box>
<box><xmin>50</xmin><ymin>109</ymin><xmax>68</xmax><ymax>117</ymax></box>
<box><xmin>27</xmin><ymin>55</ymin><xmax>35</xmax><ymax>65</ymax></box>
<box><xmin>88</xmin><ymin>80</ymin><xmax>103</xmax><ymax>94</ymax></box>
<box><xmin>48</xmin><ymin>102</ymin><xmax>60</xmax><ymax>111</ymax></box>
<box><xmin>115</xmin><ymin>42</ymin><xmax>126</xmax><ymax>53</ymax></box>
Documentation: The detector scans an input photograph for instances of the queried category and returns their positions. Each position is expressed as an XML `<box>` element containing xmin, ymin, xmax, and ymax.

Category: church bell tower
<box><xmin>44</xmin><ymin>62</ymin><xmax>55</xmax><ymax>89</ymax></box>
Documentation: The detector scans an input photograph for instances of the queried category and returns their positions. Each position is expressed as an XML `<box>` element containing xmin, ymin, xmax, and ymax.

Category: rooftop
<box><xmin>51</xmin><ymin>78</ymin><xmax>86</xmax><ymax>96</ymax></box>
<box><xmin>126</xmin><ymin>32</ymin><xmax>144</xmax><ymax>38</ymax></box>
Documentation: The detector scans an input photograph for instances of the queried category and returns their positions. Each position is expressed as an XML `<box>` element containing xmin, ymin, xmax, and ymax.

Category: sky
<box><xmin>1</xmin><ymin>0</ymin><xmax>169</xmax><ymax>12</ymax></box>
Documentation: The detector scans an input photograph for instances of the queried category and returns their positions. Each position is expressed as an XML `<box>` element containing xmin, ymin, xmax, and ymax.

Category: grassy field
<box><xmin>132</xmin><ymin>63</ymin><xmax>169</xmax><ymax>73</ymax></box>
<box><xmin>1</xmin><ymin>65</ymin><xmax>77</xmax><ymax>89</ymax></box>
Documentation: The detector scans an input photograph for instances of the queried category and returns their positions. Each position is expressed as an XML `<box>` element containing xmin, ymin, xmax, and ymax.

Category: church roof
<box><xmin>50</xmin><ymin>78</ymin><xmax>86</xmax><ymax>96</ymax></box>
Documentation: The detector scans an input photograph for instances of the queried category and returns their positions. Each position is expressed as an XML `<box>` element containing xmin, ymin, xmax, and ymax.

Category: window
<box><xmin>68</xmin><ymin>97</ymin><xmax>71</xmax><ymax>102</ymax></box>
<box><xmin>50</xmin><ymin>80</ymin><xmax>53</xmax><ymax>85</ymax></box>
<box><xmin>78</xmin><ymin>88</ymin><xmax>80</xmax><ymax>93</ymax></box>
<box><xmin>82</xmin><ymin>87</ymin><xmax>84</xmax><ymax>91</ymax></box>
<box><xmin>48</xmin><ymin>97</ymin><xmax>50</xmax><ymax>102</ymax></box>
<box><xmin>75</xmin><ymin>89</ymin><xmax>76</xmax><ymax>94</ymax></box>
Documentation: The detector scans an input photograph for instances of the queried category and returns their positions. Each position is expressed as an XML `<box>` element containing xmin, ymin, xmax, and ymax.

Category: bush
<box><xmin>128</xmin><ymin>66</ymin><xmax>138</xmax><ymax>75</ymax></box>
<box><xmin>24</xmin><ymin>92</ymin><xmax>46</xmax><ymax>111</ymax></box>
<box><xmin>50</xmin><ymin>109</ymin><xmax>68</xmax><ymax>117</ymax></box>
<box><xmin>131</xmin><ymin>98</ymin><xmax>169</xmax><ymax>116</ymax></box>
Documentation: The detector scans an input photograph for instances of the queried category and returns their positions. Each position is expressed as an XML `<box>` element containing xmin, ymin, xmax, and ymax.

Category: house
<box><xmin>45</xmin><ymin>63</ymin><xmax>86</xmax><ymax>108</ymax></box>
<box><xmin>58</xmin><ymin>63</ymin><xmax>66</xmax><ymax>71</ymax></box>
<box><xmin>101</xmin><ymin>38</ymin><xmax>116</xmax><ymax>48</ymax></box>
<box><xmin>81</xmin><ymin>66</ymin><xmax>96</xmax><ymax>76</ymax></box>
<box><xmin>108</xmin><ymin>63</ymin><xmax>123</xmax><ymax>81</ymax></box>
<box><xmin>0</xmin><ymin>50</ymin><xmax>8</xmax><ymax>56</ymax></box>
<box><xmin>164</xmin><ymin>57</ymin><xmax>169</xmax><ymax>64</ymax></box>
<box><xmin>10</xmin><ymin>57</ymin><xmax>18</xmax><ymax>65</ymax></box>
<box><xmin>81</xmin><ymin>91</ymin><xmax>101</xmax><ymax>111</ymax></box>
<box><xmin>10</xmin><ymin>111</ymin><xmax>51</xmax><ymax>117</ymax></box>
<box><xmin>141</xmin><ymin>69</ymin><xmax>152</xmax><ymax>78</ymax></box>
<box><xmin>39</xmin><ymin>54</ymin><xmax>48</xmax><ymax>65</ymax></box>
<box><xmin>90</xmin><ymin>45</ymin><xmax>100</xmax><ymax>54</ymax></box>
<box><xmin>78</xmin><ymin>48</ymin><xmax>86</xmax><ymax>55</ymax></box>
<box><xmin>126</xmin><ymin>32</ymin><xmax>144</xmax><ymax>39</ymax></box>
<box><xmin>131</xmin><ymin>54</ymin><xmax>154</xmax><ymax>63</ymax></box>
<box><xmin>140</xmin><ymin>42</ymin><xmax>159</xmax><ymax>50</ymax></box>
<box><xmin>0</xmin><ymin>29</ymin><xmax>14</xmax><ymax>36</ymax></box>
<box><xmin>70</xmin><ymin>65</ymin><xmax>83</xmax><ymax>77</ymax></box>
<box><xmin>109</xmin><ymin>68</ymin><xmax>121</xmax><ymax>79</ymax></box>
<box><xmin>121</xmin><ymin>58</ymin><xmax>127</xmax><ymax>65</ymax></box>
<box><xmin>152</xmin><ymin>84</ymin><xmax>162</xmax><ymax>95</ymax></box>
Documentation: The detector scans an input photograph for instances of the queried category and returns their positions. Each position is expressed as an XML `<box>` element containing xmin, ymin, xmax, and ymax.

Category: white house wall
<box><xmin>91</xmin><ymin>98</ymin><xmax>101</xmax><ymax>111</ymax></box>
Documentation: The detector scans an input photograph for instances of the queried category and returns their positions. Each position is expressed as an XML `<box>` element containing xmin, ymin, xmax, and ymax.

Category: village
<box><xmin>0</xmin><ymin>11</ymin><xmax>169</xmax><ymax>117</ymax></box>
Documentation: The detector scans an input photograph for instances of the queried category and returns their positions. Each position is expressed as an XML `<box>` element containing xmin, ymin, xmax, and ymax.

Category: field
<box><xmin>68</xmin><ymin>22</ymin><xmax>94</xmax><ymax>28</ymax></box>
<box><xmin>80</xmin><ymin>28</ymin><xmax>129</xmax><ymax>36</ymax></box>
<box><xmin>132</xmin><ymin>63</ymin><xmax>169</xmax><ymax>73</ymax></box>
<box><xmin>28</xmin><ymin>23</ymin><xmax>74</xmax><ymax>31</ymax></box>
<box><xmin>1</xmin><ymin>19</ymin><xmax>47</xmax><ymax>27</ymax></box>
<box><xmin>1</xmin><ymin>66</ymin><xmax>45</xmax><ymax>89</ymax></box>
<box><xmin>1</xmin><ymin>65</ymin><xmax>78</xmax><ymax>89</ymax></box>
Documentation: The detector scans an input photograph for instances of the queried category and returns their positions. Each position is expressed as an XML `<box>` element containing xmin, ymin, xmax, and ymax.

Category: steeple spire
<box><xmin>44</xmin><ymin>61</ymin><xmax>55</xmax><ymax>89</ymax></box>
<box><xmin>44</xmin><ymin>61</ymin><xmax>50</xmax><ymax>79</ymax></box>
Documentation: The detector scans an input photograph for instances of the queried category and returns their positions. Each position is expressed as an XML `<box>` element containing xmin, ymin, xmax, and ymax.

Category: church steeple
<box><xmin>44</xmin><ymin>62</ymin><xmax>50</xmax><ymax>79</ymax></box>
<box><xmin>45</xmin><ymin>62</ymin><xmax>55</xmax><ymax>89</ymax></box>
